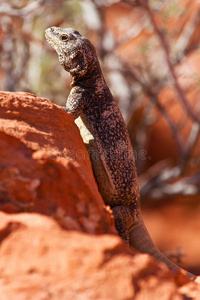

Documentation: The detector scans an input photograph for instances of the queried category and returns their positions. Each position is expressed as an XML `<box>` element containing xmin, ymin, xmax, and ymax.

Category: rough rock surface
<box><xmin>0</xmin><ymin>91</ymin><xmax>115</xmax><ymax>234</ymax></box>
<box><xmin>0</xmin><ymin>91</ymin><xmax>200</xmax><ymax>299</ymax></box>
<box><xmin>1</xmin><ymin>211</ymin><xmax>200</xmax><ymax>300</ymax></box>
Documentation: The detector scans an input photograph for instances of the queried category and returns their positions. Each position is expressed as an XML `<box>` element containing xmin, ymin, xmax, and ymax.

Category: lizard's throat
<box><xmin>71</xmin><ymin>72</ymin><xmax>105</xmax><ymax>90</ymax></box>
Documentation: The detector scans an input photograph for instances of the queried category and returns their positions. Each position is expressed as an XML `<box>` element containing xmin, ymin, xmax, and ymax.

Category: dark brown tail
<box><xmin>129</xmin><ymin>215</ymin><xmax>196</xmax><ymax>279</ymax></box>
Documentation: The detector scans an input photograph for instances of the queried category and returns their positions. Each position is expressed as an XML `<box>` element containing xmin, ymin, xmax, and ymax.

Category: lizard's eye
<box><xmin>60</xmin><ymin>35</ymin><xmax>68</xmax><ymax>41</ymax></box>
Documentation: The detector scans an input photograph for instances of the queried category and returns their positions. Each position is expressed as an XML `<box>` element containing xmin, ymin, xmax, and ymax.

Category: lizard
<box><xmin>45</xmin><ymin>26</ymin><xmax>196</xmax><ymax>278</ymax></box>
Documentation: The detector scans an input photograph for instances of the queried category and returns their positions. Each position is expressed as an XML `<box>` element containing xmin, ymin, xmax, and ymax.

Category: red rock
<box><xmin>0</xmin><ymin>91</ymin><xmax>115</xmax><ymax>234</ymax></box>
<box><xmin>178</xmin><ymin>279</ymin><xmax>200</xmax><ymax>300</ymax></box>
<box><xmin>0</xmin><ymin>211</ymin><xmax>197</xmax><ymax>300</ymax></box>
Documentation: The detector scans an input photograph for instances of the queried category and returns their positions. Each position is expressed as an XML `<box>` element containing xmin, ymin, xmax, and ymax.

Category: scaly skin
<box><xmin>45</xmin><ymin>26</ymin><xmax>196</xmax><ymax>278</ymax></box>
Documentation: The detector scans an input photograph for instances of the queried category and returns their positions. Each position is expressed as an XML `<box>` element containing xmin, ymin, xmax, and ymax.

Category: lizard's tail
<box><xmin>129</xmin><ymin>215</ymin><xmax>196</xmax><ymax>279</ymax></box>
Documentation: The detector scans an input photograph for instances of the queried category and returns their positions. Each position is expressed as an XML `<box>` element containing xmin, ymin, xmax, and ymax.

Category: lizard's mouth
<box><xmin>45</xmin><ymin>32</ymin><xmax>58</xmax><ymax>49</ymax></box>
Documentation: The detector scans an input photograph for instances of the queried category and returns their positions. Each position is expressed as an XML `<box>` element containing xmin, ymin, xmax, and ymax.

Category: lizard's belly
<box><xmin>75</xmin><ymin>116</ymin><xmax>138</xmax><ymax>208</ymax></box>
<box><xmin>75</xmin><ymin>116</ymin><xmax>117</xmax><ymax>205</ymax></box>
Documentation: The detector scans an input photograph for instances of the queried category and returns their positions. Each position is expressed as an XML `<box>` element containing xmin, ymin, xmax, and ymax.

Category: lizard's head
<box><xmin>45</xmin><ymin>26</ymin><xmax>97</xmax><ymax>77</ymax></box>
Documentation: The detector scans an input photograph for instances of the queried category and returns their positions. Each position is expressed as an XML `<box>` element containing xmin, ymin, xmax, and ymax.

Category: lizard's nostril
<box><xmin>50</xmin><ymin>27</ymin><xmax>56</xmax><ymax>32</ymax></box>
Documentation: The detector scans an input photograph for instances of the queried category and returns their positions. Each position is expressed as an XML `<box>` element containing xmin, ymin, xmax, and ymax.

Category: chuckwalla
<box><xmin>45</xmin><ymin>26</ymin><xmax>196</xmax><ymax>278</ymax></box>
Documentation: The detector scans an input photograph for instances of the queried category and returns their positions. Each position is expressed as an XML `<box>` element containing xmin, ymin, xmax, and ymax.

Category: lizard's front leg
<box><xmin>65</xmin><ymin>89</ymin><xmax>85</xmax><ymax>118</ymax></box>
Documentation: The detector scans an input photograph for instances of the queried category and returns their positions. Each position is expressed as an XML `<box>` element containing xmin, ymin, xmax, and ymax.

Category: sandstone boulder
<box><xmin>0</xmin><ymin>91</ymin><xmax>199</xmax><ymax>299</ymax></box>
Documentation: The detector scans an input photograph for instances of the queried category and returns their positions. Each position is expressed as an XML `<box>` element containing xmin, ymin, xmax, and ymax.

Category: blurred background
<box><xmin>0</xmin><ymin>0</ymin><xmax>200</xmax><ymax>275</ymax></box>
